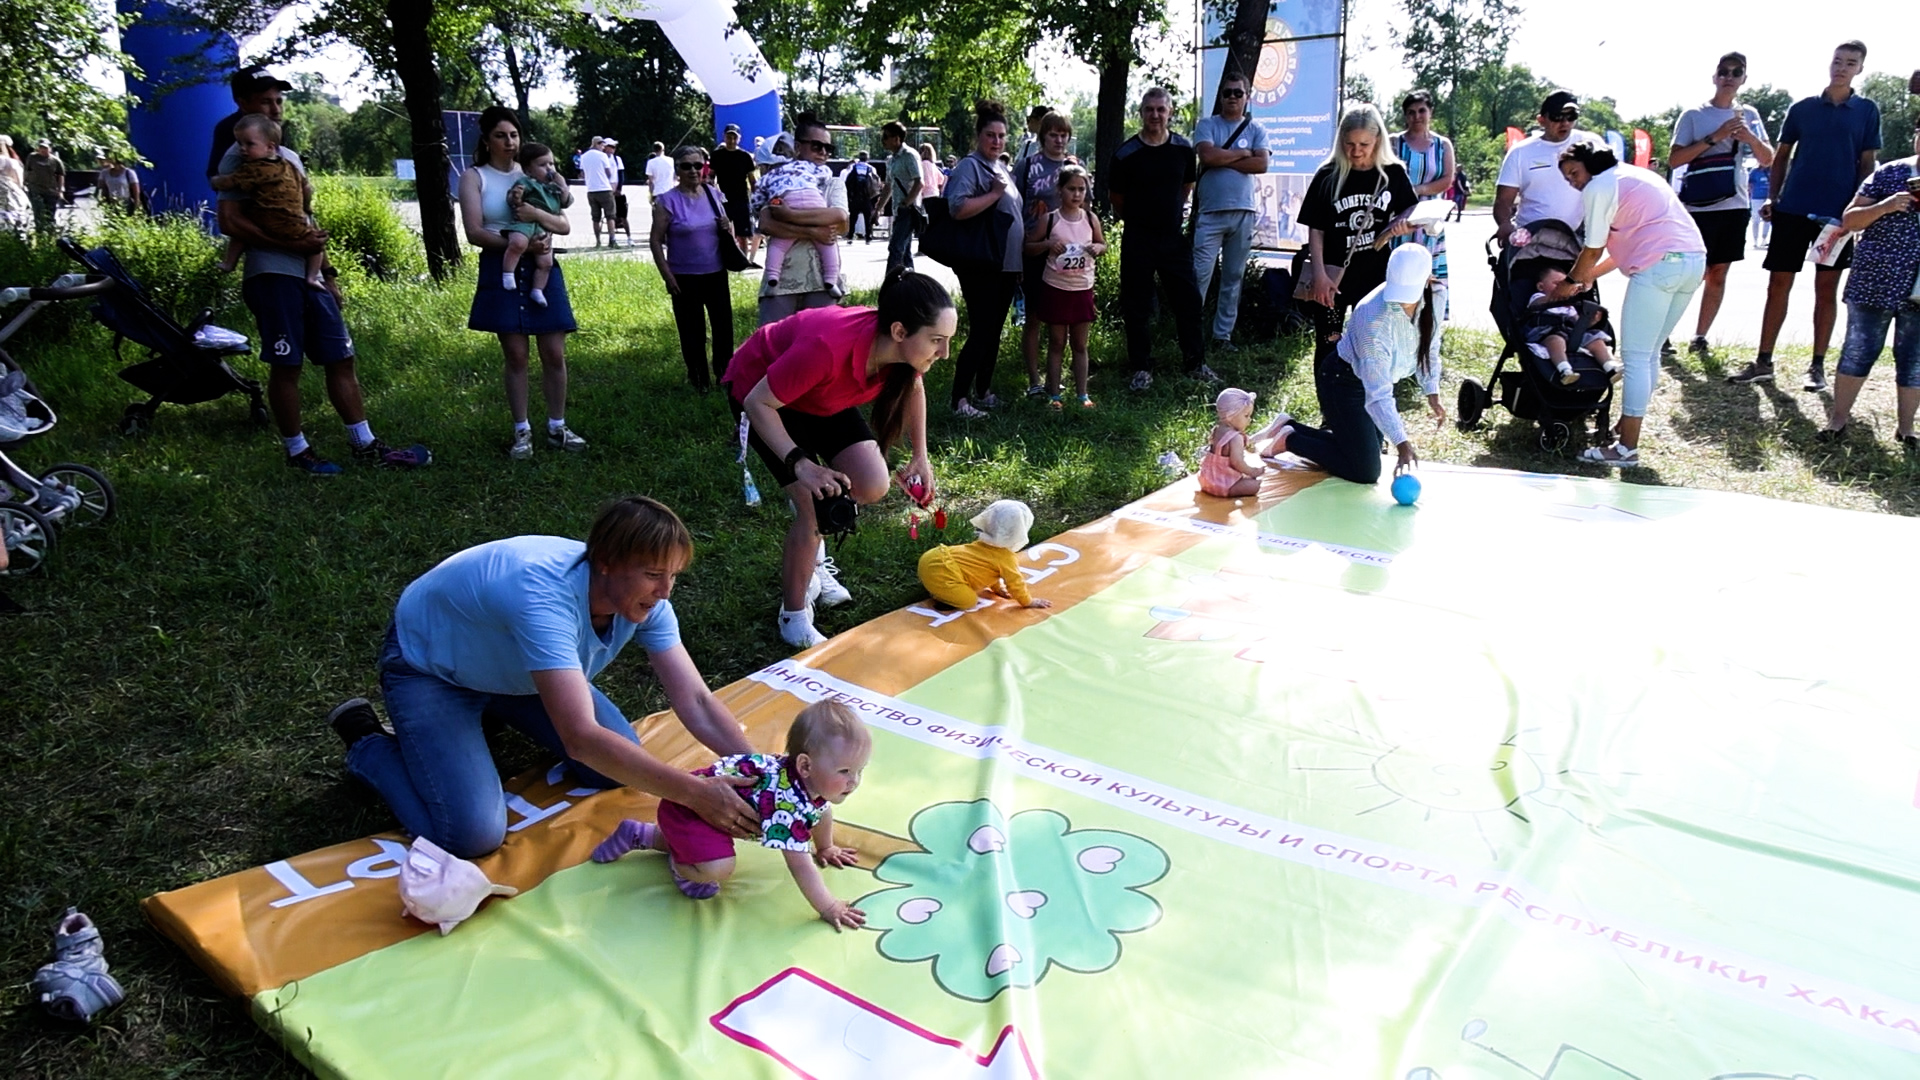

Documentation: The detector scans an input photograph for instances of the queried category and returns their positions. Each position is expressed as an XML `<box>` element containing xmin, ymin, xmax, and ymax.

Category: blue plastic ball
<box><xmin>1391</xmin><ymin>473</ymin><xmax>1421</xmax><ymax>506</ymax></box>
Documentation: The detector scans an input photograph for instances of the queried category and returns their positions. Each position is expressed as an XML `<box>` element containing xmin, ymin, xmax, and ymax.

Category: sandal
<box><xmin>1079</xmin><ymin>394</ymin><xmax>1096</xmax><ymax>409</ymax></box>
<box><xmin>1047</xmin><ymin>394</ymin><xmax>1063</xmax><ymax>411</ymax></box>
<box><xmin>30</xmin><ymin>908</ymin><xmax>125</xmax><ymax>1023</ymax></box>
<box><xmin>1579</xmin><ymin>441</ymin><xmax>1641</xmax><ymax>468</ymax></box>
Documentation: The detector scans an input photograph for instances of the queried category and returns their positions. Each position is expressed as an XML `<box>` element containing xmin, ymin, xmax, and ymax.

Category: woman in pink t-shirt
<box><xmin>724</xmin><ymin>270</ymin><xmax>958</xmax><ymax>648</ymax></box>
<box><xmin>1555</xmin><ymin>141</ymin><xmax>1707</xmax><ymax>466</ymax></box>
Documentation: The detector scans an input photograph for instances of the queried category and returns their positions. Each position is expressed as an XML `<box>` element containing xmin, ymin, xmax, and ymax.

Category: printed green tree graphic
<box><xmin>857</xmin><ymin>800</ymin><xmax>1170</xmax><ymax>1001</ymax></box>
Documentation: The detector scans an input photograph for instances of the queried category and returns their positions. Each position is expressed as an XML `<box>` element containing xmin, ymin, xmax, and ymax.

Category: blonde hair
<box><xmin>785</xmin><ymin>700</ymin><xmax>869</xmax><ymax>758</ymax></box>
<box><xmin>233</xmin><ymin>113</ymin><xmax>282</xmax><ymax>145</ymax></box>
<box><xmin>1322</xmin><ymin>105</ymin><xmax>1392</xmax><ymax>194</ymax></box>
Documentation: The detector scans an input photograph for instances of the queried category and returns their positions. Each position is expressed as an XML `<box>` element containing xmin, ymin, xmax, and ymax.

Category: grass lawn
<box><xmin>2</xmin><ymin>229</ymin><xmax>1917</xmax><ymax>1078</ymax></box>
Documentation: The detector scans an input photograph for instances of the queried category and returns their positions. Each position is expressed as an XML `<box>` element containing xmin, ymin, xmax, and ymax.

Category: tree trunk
<box><xmin>1225</xmin><ymin>0</ymin><xmax>1268</xmax><ymax>104</ymax></box>
<box><xmin>389</xmin><ymin>0</ymin><xmax>460</xmax><ymax>281</ymax></box>
<box><xmin>502</xmin><ymin>36</ymin><xmax>532</xmax><ymax>132</ymax></box>
<box><xmin>1092</xmin><ymin>49</ymin><xmax>1130</xmax><ymax>213</ymax></box>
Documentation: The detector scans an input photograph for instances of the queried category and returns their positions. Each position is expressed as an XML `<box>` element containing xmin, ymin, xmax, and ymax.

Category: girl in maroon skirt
<box><xmin>1024</xmin><ymin>165</ymin><xmax>1106</xmax><ymax>408</ymax></box>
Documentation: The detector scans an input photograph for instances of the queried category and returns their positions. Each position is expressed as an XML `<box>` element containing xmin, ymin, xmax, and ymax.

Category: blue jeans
<box><xmin>1192</xmin><ymin>210</ymin><xmax>1255</xmax><ymax>340</ymax></box>
<box><xmin>345</xmin><ymin>625</ymin><xmax>640</xmax><ymax>857</ymax></box>
<box><xmin>1617</xmin><ymin>252</ymin><xmax>1706</xmax><ymax>417</ymax></box>
<box><xmin>887</xmin><ymin>205</ymin><xmax>920</xmax><ymax>273</ymax></box>
<box><xmin>1837</xmin><ymin>302</ymin><xmax>1920</xmax><ymax>387</ymax></box>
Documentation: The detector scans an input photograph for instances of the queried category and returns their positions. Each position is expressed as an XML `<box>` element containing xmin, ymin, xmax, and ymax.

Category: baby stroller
<box><xmin>1454</xmin><ymin>220</ymin><xmax>1615</xmax><ymax>452</ymax></box>
<box><xmin>55</xmin><ymin>239</ymin><xmax>267</xmax><ymax>436</ymax></box>
<box><xmin>0</xmin><ymin>320</ymin><xmax>117</xmax><ymax>574</ymax></box>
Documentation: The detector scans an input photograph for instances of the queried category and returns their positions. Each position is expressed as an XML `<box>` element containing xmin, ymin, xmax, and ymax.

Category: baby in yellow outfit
<box><xmin>917</xmin><ymin>499</ymin><xmax>1054</xmax><ymax>611</ymax></box>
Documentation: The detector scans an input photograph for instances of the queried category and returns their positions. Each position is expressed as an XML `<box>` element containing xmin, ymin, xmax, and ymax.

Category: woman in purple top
<box><xmin>651</xmin><ymin>145</ymin><xmax>738</xmax><ymax>391</ymax></box>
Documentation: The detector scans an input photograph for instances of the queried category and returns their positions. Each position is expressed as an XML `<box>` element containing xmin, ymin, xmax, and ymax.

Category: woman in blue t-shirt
<box><xmin>324</xmin><ymin>497</ymin><xmax>761</xmax><ymax>857</ymax></box>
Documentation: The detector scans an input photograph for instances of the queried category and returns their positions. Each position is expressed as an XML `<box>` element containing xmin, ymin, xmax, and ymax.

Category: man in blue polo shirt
<box><xmin>1728</xmin><ymin>40</ymin><xmax>1880</xmax><ymax>392</ymax></box>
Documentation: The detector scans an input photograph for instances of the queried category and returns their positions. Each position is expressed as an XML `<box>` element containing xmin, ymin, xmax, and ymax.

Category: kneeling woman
<box><xmin>328</xmin><ymin>497</ymin><xmax>761</xmax><ymax>858</ymax></box>
<box><xmin>727</xmin><ymin>270</ymin><xmax>958</xmax><ymax>647</ymax></box>
<box><xmin>1265</xmin><ymin>244</ymin><xmax>1441</xmax><ymax>484</ymax></box>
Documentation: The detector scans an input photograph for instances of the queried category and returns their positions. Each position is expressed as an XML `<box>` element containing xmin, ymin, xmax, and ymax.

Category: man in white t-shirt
<box><xmin>1494</xmin><ymin>90</ymin><xmax>1603</xmax><ymax>244</ymax></box>
<box><xmin>579</xmin><ymin>137</ymin><xmax>617</xmax><ymax>247</ymax></box>
<box><xmin>645</xmin><ymin>142</ymin><xmax>674</xmax><ymax>201</ymax></box>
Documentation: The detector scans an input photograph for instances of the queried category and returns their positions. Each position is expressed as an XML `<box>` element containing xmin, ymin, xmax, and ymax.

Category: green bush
<box><xmin>0</xmin><ymin>215</ymin><xmax>236</xmax><ymax>337</ymax></box>
<box><xmin>311</xmin><ymin>176</ymin><xmax>424</xmax><ymax>282</ymax></box>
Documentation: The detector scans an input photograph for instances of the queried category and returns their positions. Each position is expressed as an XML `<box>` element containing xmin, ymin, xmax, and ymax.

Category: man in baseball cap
<box><xmin>1492</xmin><ymin>89</ymin><xmax>1601</xmax><ymax>247</ymax></box>
<box><xmin>208</xmin><ymin>65</ymin><xmax>294</xmax><ymax>178</ymax></box>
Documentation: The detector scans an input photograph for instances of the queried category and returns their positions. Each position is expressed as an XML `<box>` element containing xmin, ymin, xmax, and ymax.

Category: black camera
<box><xmin>814</xmin><ymin>493</ymin><xmax>859</xmax><ymax>541</ymax></box>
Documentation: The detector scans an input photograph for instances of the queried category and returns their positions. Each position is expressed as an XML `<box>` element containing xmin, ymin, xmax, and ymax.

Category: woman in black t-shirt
<box><xmin>1299</xmin><ymin>106</ymin><xmax>1419</xmax><ymax>324</ymax></box>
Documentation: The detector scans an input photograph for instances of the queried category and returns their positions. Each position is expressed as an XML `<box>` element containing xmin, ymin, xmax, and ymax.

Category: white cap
<box><xmin>397</xmin><ymin>837</ymin><xmax>518</xmax><ymax>935</ymax></box>
<box><xmin>970</xmin><ymin>499</ymin><xmax>1033</xmax><ymax>551</ymax></box>
<box><xmin>1382</xmin><ymin>244</ymin><xmax>1432</xmax><ymax>304</ymax></box>
<box><xmin>1214</xmin><ymin>387</ymin><xmax>1256</xmax><ymax>420</ymax></box>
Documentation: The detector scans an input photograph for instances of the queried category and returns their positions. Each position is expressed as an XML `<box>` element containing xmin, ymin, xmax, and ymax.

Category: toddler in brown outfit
<box><xmin>212</xmin><ymin>114</ymin><xmax>326</xmax><ymax>288</ymax></box>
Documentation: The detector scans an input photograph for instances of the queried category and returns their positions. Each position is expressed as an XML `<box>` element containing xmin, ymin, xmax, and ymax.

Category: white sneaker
<box><xmin>814</xmin><ymin>547</ymin><xmax>851</xmax><ymax>607</ymax></box>
<box><xmin>509</xmin><ymin>428</ymin><xmax>534</xmax><ymax>460</ymax></box>
<box><xmin>778</xmin><ymin>607</ymin><xmax>828</xmax><ymax>648</ymax></box>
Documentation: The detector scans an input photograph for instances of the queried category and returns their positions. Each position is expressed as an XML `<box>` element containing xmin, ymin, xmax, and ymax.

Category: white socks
<box><xmin>501</xmin><ymin>272</ymin><xmax>517</xmax><ymax>290</ymax></box>
<box><xmin>346</xmin><ymin>420</ymin><xmax>373</xmax><ymax>449</ymax></box>
<box><xmin>283</xmin><ymin>432</ymin><xmax>309</xmax><ymax>456</ymax></box>
<box><xmin>779</xmin><ymin>607</ymin><xmax>828</xmax><ymax>648</ymax></box>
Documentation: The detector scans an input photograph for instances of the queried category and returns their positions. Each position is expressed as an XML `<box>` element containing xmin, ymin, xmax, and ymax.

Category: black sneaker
<box><xmin>1660</xmin><ymin>340</ymin><xmax>1677</xmax><ymax>360</ymax></box>
<box><xmin>1726</xmin><ymin>361</ymin><xmax>1775</xmax><ymax>386</ymax></box>
<box><xmin>326</xmin><ymin>697</ymin><xmax>385</xmax><ymax>749</ymax></box>
<box><xmin>1802</xmin><ymin>362</ymin><xmax>1828</xmax><ymax>393</ymax></box>
<box><xmin>286</xmin><ymin>447</ymin><xmax>343</xmax><ymax>475</ymax></box>
<box><xmin>1687</xmin><ymin>336</ymin><xmax>1709</xmax><ymax>356</ymax></box>
<box><xmin>352</xmin><ymin>438</ymin><xmax>432</xmax><ymax>469</ymax></box>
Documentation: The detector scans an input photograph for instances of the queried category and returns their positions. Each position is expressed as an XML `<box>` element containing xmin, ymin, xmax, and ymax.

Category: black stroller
<box><xmin>1454</xmin><ymin>220</ymin><xmax>1616</xmax><ymax>452</ymax></box>
<box><xmin>56</xmin><ymin>239</ymin><xmax>268</xmax><ymax>436</ymax></box>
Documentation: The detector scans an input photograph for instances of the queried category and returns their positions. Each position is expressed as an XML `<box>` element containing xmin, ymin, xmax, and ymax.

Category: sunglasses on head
<box><xmin>1717</xmin><ymin>67</ymin><xmax>1745</xmax><ymax>78</ymax></box>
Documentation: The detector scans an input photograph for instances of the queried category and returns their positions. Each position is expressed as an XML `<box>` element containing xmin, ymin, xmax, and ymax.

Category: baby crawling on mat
<box><xmin>592</xmin><ymin>699</ymin><xmax>870</xmax><ymax>930</ymax></box>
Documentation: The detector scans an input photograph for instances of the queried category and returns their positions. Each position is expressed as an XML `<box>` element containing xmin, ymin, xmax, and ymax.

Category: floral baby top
<box><xmin>696</xmin><ymin>753</ymin><xmax>827</xmax><ymax>851</ymax></box>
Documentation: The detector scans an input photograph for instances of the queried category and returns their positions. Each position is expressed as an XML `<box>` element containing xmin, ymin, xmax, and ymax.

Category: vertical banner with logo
<box><xmin>1198</xmin><ymin>0</ymin><xmax>1346</xmax><ymax>250</ymax></box>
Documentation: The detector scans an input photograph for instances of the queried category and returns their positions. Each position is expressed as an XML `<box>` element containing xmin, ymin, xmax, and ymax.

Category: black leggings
<box><xmin>670</xmin><ymin>271</ymin><xmax>734</xmax><ymax>390</ymax></box>
<box><xmin>1284</xmin><ymin>340</ymin><xmax>1385</xmax><ymax>485</ymax></box>
<box><xmin>952</xmin><ymin>267</ymin><xmax>1018</xmax><ymax>408</ymax></box>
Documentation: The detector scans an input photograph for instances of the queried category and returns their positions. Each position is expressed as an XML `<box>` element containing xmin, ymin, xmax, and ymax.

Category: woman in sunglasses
<box><xmin>651</xmin><ymin>145</ymin><xmax>740</xmax><ymax>391</ymax></box>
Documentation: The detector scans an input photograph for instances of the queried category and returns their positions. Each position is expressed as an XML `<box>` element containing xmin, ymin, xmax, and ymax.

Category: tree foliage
<box><xmin>0</xmin><ymin>0</ymin><xmax>140</xmax><ymax>158</ymax></box>
<box><xmin>1861</xmin><ymin>72</ymin><xmax>1917</xmax><ymax>164</ymax></box>
<box><xmin>1391</xmin><ymin>0</ymin><xmax>1521</xmax><ymax>132</ymax></box>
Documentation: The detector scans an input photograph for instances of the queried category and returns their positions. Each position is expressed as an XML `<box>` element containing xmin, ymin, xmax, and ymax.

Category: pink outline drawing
<box><xmin>711</xmin><ymin>967</ymin><xmax>1041</xmax><ymax>1079</ymax></box>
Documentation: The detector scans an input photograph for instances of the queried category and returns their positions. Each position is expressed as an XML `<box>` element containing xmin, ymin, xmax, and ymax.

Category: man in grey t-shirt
<box><xmin>217</xmin><ymin>134</ymin><xmax>426</xmax><ymax>474</ymax></box>
<box><xmin>1192</xmin><ymin>71</ymin><xmax>1270</xmax><ymax>350</ymax></box>
<box><xmin>1669</xmin><ymin>50</ymin><xmax>1774</xmax><ymax>354</ymax></box>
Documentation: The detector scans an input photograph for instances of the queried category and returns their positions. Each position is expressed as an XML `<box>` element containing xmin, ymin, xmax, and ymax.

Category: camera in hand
<box><xmin>814</xmin><ymin>492</ymin><xmax>859</xmax><ymax>541</ymax></box>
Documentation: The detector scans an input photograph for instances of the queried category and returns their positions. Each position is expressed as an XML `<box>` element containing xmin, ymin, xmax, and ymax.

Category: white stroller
<box><xmin>0</xmin><ymin>274</ymin><xmax>118</xmax><ymax>574</ymax></box>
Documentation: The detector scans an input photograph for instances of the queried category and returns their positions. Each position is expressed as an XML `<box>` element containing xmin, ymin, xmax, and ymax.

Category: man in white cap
<box><xmin>579</xmin><ymin>136</ymin><xmax>616</xmax><ymax>246</ymax></box>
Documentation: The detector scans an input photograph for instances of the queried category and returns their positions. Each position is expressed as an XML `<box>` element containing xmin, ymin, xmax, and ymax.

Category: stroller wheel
<box><xmin>1456</xmin><ymin>378</ymin><xmax>1487</xmax><ymax>431</ymax></box>
<box><xmin>37</xmin><ymin>463</ymin><xmax>116</xmax><ymax>527</ymax></box>
<box><xmin>119</xmin><ymin>404</ymin><xmax>152</xmax><ymax>437</ymax></box>
<box><xmin>249</xmin><ymin>404</ymin><xmax>272</xmax><ymax>429</ymax></box>
<box><xmin>1537</xmin><ymin>421</ymin><xmax>1572</xmax><ymax>452</ymax></box>
<box><xmin>0</xmin><ymin>500</ymin><xmax>55</xmax><ymax>575</ymax></box>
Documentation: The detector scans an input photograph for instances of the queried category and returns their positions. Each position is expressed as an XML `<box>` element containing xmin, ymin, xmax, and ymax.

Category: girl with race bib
<box><xmin>1024</xmin><ymin>165</ymin><xmax>1106</xmax><ymax>409</ymax></box>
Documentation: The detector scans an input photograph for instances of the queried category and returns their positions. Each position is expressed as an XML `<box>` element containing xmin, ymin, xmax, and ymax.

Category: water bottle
<box><xmin>1012</xmin><ymin>287</ymin><xmax>1026</xmax><ymax>327</ymax></box>
<box><xmin>742</xmin><ymin>467</ymin><xmax>761</xmax><ymax>507</ymax></box>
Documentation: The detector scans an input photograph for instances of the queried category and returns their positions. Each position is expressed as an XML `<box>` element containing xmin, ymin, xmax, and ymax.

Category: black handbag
<box><xmin>920</xmin><ymin>158</ymin><xmax>1014</xmax><ymax>272</ymax></box>
<box><xmin>704</xmin><ymin>185</ymin><xmax>754</xmax><ymax>272</ymax></box>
